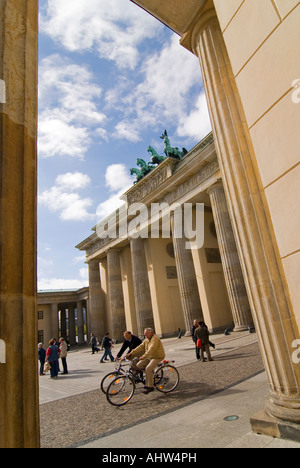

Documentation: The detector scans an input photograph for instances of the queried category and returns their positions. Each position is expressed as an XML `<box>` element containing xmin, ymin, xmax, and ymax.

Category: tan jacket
<box><xmin>59</xmin><ymin>341</ymin><xmax>68</xmax><ymax>358</ymax></box>
<box><xmin>131</xmin><ymin>334</ymin><xmax>165</xmax><ymax>361</ymax></box>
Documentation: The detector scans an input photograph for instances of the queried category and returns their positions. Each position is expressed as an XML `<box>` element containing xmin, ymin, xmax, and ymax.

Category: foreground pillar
<box><xmin>207</xmin><ymin>183</ymin><xmax>253</xmax><ymax>331</ymax></box>
<box><xmin>130</xmin><ymin>238</ymin><xmax>154</xmax><ymax>336</ymax></box>
<box><xmin>0</xmin><ymin>0</ymin><xmax>40</xmax><ymax>448</ymax></box>
<box><xmin>171</xmin><ymin>217</ymin><xmax>203</xmax><ymax>334</ymax></box>
<box><xmin>182</xmin><ymin>6</ymin><xmax>300</xmax><ymax>425</ymax></box>
<box><xmin>107</xmin><ymin>250</ymin><xmax>126</xmax><ymax>342</ymax></box>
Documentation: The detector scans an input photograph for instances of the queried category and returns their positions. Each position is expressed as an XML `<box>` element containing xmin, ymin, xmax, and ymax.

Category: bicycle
<box><xmin>100</xmin><ymin>360</ymin><xmax>130</xmax><ymax>394</ymax></box>
<box><xmin>106</xmin><ymin>359</ymin><xmax>180</xmax><ymax>407</ymax></box>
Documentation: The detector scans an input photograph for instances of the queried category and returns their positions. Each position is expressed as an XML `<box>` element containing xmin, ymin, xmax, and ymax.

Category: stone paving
<box><xmin>39</xmin><ymin>331</ymin><xmax>268</xmax><ymax>448</ymax></box>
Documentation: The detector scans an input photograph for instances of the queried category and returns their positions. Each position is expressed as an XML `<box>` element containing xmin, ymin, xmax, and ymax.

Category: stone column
<box><xmin>0</xmin><ymin>0</ymin><xmax>39</xmax><ymax>448</ymax></box>
<box><xmin>68</xmin><ymin>305</ymin><xmax>76</xmax><ymax>346</ymax></box>
<box><xmin>50</xmin><ymin>303</ymin><xmax>59</xmax><ymax>340</ymax></box>
<box><xmin>60</xmin><ymin>308</ymin><xmax>67</xmax><ymax>339</ymax></box>
<box><xmin>107</xmin><ymin>250</ymin><xmax>126</xmax><ymax>342</ymax></box>
<box><xmin>88</xmin><ymin>260</ymin><xmax>105</xmax><ymax>340</ymax></box>
<box><xmin>77</xmin><ymin>301</ymin><xmax>85</xmax><ymax>344</ymax></box>
<box><xmin>207</xmin><ymin>183</ymin><xmax>253</xmax><ymax>331</ymax></box>
<box><xmin>130</xmin><ymin>238</ymin><xmax>154</xmax><ymax>337</ymax></box>
<box><xmin>182</xmin><ymin>7</ymin><xmax>300</xmax><ymax>425</ymax></box>
<box><xmin>171</xmin><ymin>217</ymin><xmax>203</xmax><ymax>334</ymax></box>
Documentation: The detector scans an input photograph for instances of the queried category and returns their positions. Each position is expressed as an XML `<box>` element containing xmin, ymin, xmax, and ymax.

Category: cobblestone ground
<box><xmin>40</xmin><ymin>342</ymin><xmax>264</xmax><ymax>448</ymax></box>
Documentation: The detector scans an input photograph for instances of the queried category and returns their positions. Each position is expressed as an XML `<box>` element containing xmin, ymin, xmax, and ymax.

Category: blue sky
<box><xmin>37</xmin><ymin>0</ymin><xmax>212</xmax><ymax>291</ymax></box>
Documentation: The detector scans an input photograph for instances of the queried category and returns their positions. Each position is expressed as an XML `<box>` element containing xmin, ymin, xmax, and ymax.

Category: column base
<box><xmin>251</xmin><ymin>409</ymin><xmax>300</xmax><ymax>443</ymax></box>
<box><xmin>233</xmin><ymin>325</ymin><xmax>251</xmax><ymax>332</ymax></box>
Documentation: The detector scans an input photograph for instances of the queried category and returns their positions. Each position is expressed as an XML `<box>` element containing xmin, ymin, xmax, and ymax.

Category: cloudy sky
<box><xmin>37</xmin><ymin>0</ymin><xmax>211</xmax><ymax>291</ymax></box>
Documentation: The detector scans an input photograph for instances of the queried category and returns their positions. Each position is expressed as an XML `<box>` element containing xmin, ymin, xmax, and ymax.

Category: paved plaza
<box><xmin>38</xmin><ymin>331</ymin><xmax>300</xmax><ymax>449</ymax></box>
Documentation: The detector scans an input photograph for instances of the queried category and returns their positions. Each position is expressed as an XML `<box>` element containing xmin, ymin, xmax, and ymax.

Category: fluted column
<box><xmin>171</xmin><ymin>217</ymin><xmax>203</xmax><ymax>334</ymax></box>
<box><xmin>208</xmin><ymin>183</ymin><xmax>253</xmax><ymax>331</ymax></box>
<box><xmin>107</xmin><ymin>250</ymin><xmax>126</xmax><ymax>342</ymax></box>
<box><xmin>68</xmin><ymin>305</ymin><xmax>76</xmax><ymax>345</ymax></box>
<box><xmin>130</xmin><ymin>238</ymin><xmax>154</xmax><ymax>336</ymax></box>
<box><xmin>0</xmin><ymin>0</ymin><xmax>39</xmax><ymax>448</ymax></box>
<box><xmin>50</xmin><ymin>303</ymin><xmax>59</xmax><ymax>339</ymax></box>
<box><xmin>182</xmin><ymin>7</ymin><xmax>300</xmax><ymax>423</ymax></box>
<box><xmin>88</xmin><ymin>260</ymin><xmax>105</xmax><ymax>340</ymax></box>
<box><xmin>76</xmin><ymin>301</ymin><xmax>85</xmax><ymax>344</ymax></box>
<box><xmin>60</xmin><ymin>308</ymin><xmax>67</xmax><ymax>339</ymax></box>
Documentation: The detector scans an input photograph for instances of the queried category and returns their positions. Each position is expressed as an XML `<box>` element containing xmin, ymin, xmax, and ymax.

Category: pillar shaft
<box><xmin>68</xmin><ymin>305</ymin><xmax>76</xmax><ymax>345</ymax></box>
<box><xmin>88</xmin><ymin>261</ymin><xmax>105</xmax><ymax>340</ymax></box>
<box><xmin>130</xmin><ymin>238</ymin><xmax>154</xmax><ymax>336</ymax></box>
<box><xmin>77</xmin><ymin>301</ymin><xmax>85</xmax><ymax>344</ymax></box>
<box><xmin>171</xmin><ymin>218</ymin><xmax>203</xmax><ymax>334</ymax></box>
<box><xmin>107</xmin><ymin>250</ymin><xmax>126</xmax><ymax>342</ymax></box>
<box><xmin>60</xmin><ymin>308</ymin><xmax>67</xmax><ymax>338</ymax></box>
<box><xmin>0</xmin><ymin>0</ymin><xmax>39</xmax><ymax>448</ymax></box>
<box><xmin>208</xmin><ymin>183</ymin><xmax>253</xmax><ymax>331</ymax></box>
<box><xmin>50</xmin><ymin>303</ymin><xmax>59</xmax><ymax>340</ymax></box>
<box><xmin>185</xmin><ymin>8</ymin><xmax>300</xmax><ymax>422</ymax></box>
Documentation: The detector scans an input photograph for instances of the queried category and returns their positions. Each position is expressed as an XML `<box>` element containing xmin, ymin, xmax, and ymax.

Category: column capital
<box><xmin>180</xmin><ymin>6</ymin><xmax>218</xmax><ymax>53</ymax></box>
<box><xmin>206</xmin><ymin>180</ymin><xmax>223</xmax><ymax>196</ymax></box>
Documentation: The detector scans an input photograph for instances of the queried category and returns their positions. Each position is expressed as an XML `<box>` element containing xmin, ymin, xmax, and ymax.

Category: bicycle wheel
<box><xmin>154</xmin><ymin>365</ymin><xmax>179</xmax><ymax>393</ymax></box>
<box><xmin>101</xmin><ymin>372</ymin><xmax>121</xmax><ymax>394</ymax></box>
<box><xmin>106</xmin><ymin>375</ymin><xmax>135</xmax><ymax>406</ymax></box>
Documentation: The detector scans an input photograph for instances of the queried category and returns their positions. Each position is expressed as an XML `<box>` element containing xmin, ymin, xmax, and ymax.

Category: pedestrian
<box><xmin>115</xmin><ymin>331</ymin><xmax>142</xmax><ymax>361</ymax></box>
<box><xmin>191</xmin><ymin>319</ymin><xmax>200</xmax><ymax>360</ymax></box>
<box><xmin>59</xmin><ymin>337</ymin><xmax>68</xmax><ymax>375</ymax></box>
<box><xmin>195</xmin><ymin>322</ymin><xmax>213</xmax><ymax>362</ymax></box>
<box><xmin>127</xmin><ymin>328</ymin><xmax>165</xmax><ymax>395</ymax></box>
<box><xmin>90</xmin><ymin>333</ymin><xmax>100</xmax><ymax>354</ymax></box>
<box><xmin>100</xmin><ymin>333</ymin><xmax>114</xmax><ymax>363</ymax></box>
<box><xmin>45</xmin><ymin>338</ymin><xmax>61</xmax><ymax>379</ymax></box>
<box><xmin>38</xmin><ymin>343</ymin><xmax>46</xmax><ymax>376</ymax></box>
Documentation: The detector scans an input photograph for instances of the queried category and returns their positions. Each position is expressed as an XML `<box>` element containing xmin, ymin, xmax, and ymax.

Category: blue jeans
<box><xmin>50</xmin><ymin>360</ymin><xmax>59</xmax><ymax>378</ymax></box>
<box><xmin>100</xmin><ymin>347</ymin><xmax>114</xmax><ymax>362</ymax></box>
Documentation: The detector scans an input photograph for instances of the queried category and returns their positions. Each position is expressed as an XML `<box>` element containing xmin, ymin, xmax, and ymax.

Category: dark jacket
<box><xmin>102</xmin><ymin>336</ymin><xmax>112</xmax><ymax>349</ymax></box>
<box><xmin>117</xmin><ymin>335</ymin><xmax>142</xmax><ymax>358</ymax></box>
<box><xmin>194</xmin><ymin>326</ymin><xmax>210</xmax><ymax>346</ymax></box>
<box><xmin>38</xmin><ymin>348</ymin><xmax>46</xmax><ymax>362</ymax></box>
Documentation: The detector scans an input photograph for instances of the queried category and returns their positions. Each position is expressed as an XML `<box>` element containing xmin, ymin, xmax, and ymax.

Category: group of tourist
<box><xmin>89</xmin><ymin>321</ymin><xmax>214</xmax><ymax>394</ymax></box>
<box><xmin>38</xmin><ymin>321</ymin><xmax>215</xmax><ymax>388</ymax></box>
<box><xmin>38</xmin><ymin>338</ymin><xmax>68</xmax><ymax>379</ymax></box>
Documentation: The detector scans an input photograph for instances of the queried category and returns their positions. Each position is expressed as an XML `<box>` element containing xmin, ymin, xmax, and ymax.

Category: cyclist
<box><xmin>115</xmin><ymin>331</ymin><xmax>142</xmax><ymax>361</ymax></box>
<box><xmin>127</xmin><ymin>328</ymin><xmax>165</xmax><ymax>394</ymax></box>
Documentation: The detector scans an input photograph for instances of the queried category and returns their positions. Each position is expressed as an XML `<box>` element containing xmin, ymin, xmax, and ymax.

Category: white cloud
<box><xmin>39</xmin><ymin>172</ymin><xmax>96</xmax><ymax>222</ymax></box>
<box><xmin>40</xmin><ymin>0</ymin><xmax>162</xmax><ymax>70</ymax></box>
<box><xmin>105</xmin><ymin>164</ymin><xmax>134</xmax><ymax>192</ymax></box>
<box><xmin>38</xmin><ymin>277</ymin><xmax>88</xmax><ymax>291</ymax></box>
<box><xmin>96</xmin><ymin>164</ymin><xmax>135</xmax><ymax>219</ymax></box>
<box><xmin>38</xmin><ymin>54</ymin><xmax>106</xmax><ymax>159</ymax></box>
<box><xmin>111</xmin><ymin>35</ymin><xmax>204</xmax><ymax>142</ymax></box>
<box><xmin>177</xmin><ymin>92</ymin><xmax>212</xmax><ymax>140</ymax></box>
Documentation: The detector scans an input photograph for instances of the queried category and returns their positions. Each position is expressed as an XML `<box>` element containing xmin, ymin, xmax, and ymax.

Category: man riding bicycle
<box><xmin>115</xmin><ymin>331</ymin><xmax>142</xmax><ymax>361</ymax></box>
<box><xmin>127</xmin><ymin>328</ymin><xmax>165</xmax><ymax>394</ymax></box>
